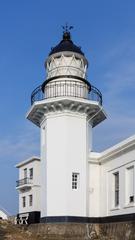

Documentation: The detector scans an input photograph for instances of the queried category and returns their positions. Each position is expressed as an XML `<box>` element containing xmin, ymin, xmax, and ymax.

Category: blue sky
<box><xmin>0</xmin><ymin>0</ymin><xmax>135</xmax><ymax>214</ymax></box>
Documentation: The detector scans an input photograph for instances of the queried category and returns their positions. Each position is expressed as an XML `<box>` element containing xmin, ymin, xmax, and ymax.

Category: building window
<box><xmin>29</xmin><ymin>195</ymin><xmax>33</xmax><ymax>206</ymax></box>
<box><xmin>72</xmin><ymin>173</ymin><xmax>79</xmax><ymax>190</ymax></box>
<box><xmin>24</xmin><ymin>168</ymin><xmax>27</xmax><ymax>178</ymax></box>
<box><xmin>114</xmin><ymin>172</ymin><xmax>119</xmax><ymax>207</ymax></box>
<box><xmin>126</xmin><ymin>166</ymin><xmax>134</xmax><ymax>204</ymax></box>
<box><xmin>29</xmin><ymin>168</ymin><xmax>33</xmax><ymax>179</ymax></box>
<box><xmin>22</xmin><ymin>196</ymin><xmax>26</xmax><ymax>208</ymax></box>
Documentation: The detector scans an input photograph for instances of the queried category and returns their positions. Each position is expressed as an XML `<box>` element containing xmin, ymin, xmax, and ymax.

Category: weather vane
<box><xmin>62</xmin><ymin>23</ymin><xmax>74</xmax><ymax>33</ymax></box>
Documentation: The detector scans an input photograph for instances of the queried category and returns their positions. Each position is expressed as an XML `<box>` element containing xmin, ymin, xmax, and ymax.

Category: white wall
<box><xmin>19</xmin><ymin>161</ymin><xmax>40</xmax><ymax>186</ymax></box>
<box><xmin>88</xmin><ymin>162</ymin><xmax>100</xmax><ymax>217</ymax></box>
<box><xmin>19</xmin><ymin>187</ymin><xmax>40</xmax><ymax>214</ymax></box>
<box><xmin>18</xmin><ymin>159</ymin><xmax>40</xmax><ymax>214</ymax></box>
<box><xmin>41</xmin><ymin>111</ymin><xmax>92</xmax><ymax>218</ymax></box>
<box><xmin>100</xmin><ymin>148</ymin><xmax>135</xmax><ymax>217</ymax></box>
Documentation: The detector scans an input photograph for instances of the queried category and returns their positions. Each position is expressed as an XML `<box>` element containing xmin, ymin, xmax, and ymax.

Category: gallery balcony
<box><xmin>27</xmin><ymin>79</ymin><xmax>106</xmax><ymax>128</ymax></box>
<box><xmin>31</xmin><ymin>80</ymin><xmax>102</xmax><ymax>106</ymax></box>
<box><xmin>16</xmin><ymin>178</ymin><xmax>33</xmax><ymax>191</ymax></box>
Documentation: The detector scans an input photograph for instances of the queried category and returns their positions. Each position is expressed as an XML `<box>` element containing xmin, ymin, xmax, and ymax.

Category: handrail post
<box><xmin>31</xmin><ymin>81</ymin><xmax>102</xmax><ymax>106</ymax></box>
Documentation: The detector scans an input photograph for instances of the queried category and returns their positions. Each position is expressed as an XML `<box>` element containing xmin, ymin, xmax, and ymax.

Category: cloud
<box><xmin>0</xmin><ymin>123</ymin><xmax>40</xmax><ymax>165</ymax></box>
<box><xmin>0</xmin><ymin>122</ymin><xmax>40</xmax><ymax>214</ymax></box>
<box><xmin>93</xmin><ymin>39</ymin><xmax>135</xmax><ymax>151</ymax></box>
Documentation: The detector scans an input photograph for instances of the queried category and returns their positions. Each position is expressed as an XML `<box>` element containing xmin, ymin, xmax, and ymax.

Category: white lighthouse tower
<box><xmin>27</xmin><ymin>27</ymin><xmax>106</xmax><ymax>222</ymax></box>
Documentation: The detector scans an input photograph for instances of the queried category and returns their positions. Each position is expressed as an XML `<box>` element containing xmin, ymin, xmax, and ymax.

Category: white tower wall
<box><xmin>40</xmin><ymin>112</ymin><xmax>92</xmax><ymax>217</ymax></box>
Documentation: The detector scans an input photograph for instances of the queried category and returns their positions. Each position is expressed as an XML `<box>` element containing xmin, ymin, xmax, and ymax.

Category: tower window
<box><xmin>29</xmin><ymin>168</ymin><xmax>33</xmax><ymax>179</ymax></box>
<box><xmin>29</xmin><ymin>195</ymin><xmax>33</xmax><ymax>206</ymax></box>
<box><xmin>72</xmin><ymin>173</ymin><xmax>79</xmax><ymax>190</ymax></box>
<box><xmin>22</xmin><ymin>196</ymin><xmax>26</xmax><ymax>208</ymax></box>
<box><xmin>114</xmin><ymin>172</ymin><xmax>119</xmax><ymax>207</ymax></box>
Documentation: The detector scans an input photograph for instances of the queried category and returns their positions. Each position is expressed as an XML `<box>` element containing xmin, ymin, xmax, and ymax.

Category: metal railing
<box><xmin>31</xmin><ymin>80</ymin><xmax>102</xmax><ymax>105</ymax></box>
<box><xmin>16</xmin><ymin>178</ymin><xmax>32</xmax><ymax>187</ymax></box>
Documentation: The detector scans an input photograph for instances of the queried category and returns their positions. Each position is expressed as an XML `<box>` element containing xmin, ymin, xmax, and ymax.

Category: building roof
<box><xmin>89</xmin><ymin>135</ymin><xmax>135</xmax><ymax>163</ymax></box>
<box><xmin>15</xmin><ymin>156</ymin><xmax>40</xmax><ymax>168</ymax></box>
<box><xmin>49</xmin><ymin>31</ymin><xmax>84</xmax><ymax>56</ymax></box>
<box><xmin>100</xmin><ymin>135</ymin><xmax>135</xmax><ymax>162</ymax></box>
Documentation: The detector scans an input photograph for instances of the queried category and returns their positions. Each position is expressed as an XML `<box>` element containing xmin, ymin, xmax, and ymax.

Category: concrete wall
<box><xmin>19</xmin><ymin>187</ymin><xmax>40</xmax><ymax>213</ymax></box>
<box><xmin>40</xmin><ymin>111</ymin><xmax>92</xmax><ymax>218</ymax></box>
<box><xmin>100</xmin><ymin>148</ymin><xmax>135</xmax><ymax>217</ymax></box>
<box><xmin>88</xmin><ymin>162</ymin><xmax>100</xmax><ymax>217</ymax></box>
<box><xmin>18</xmin><ymin>160</ymin><xmax>41</xmax><ymax>214</ymax></box>
<box><xmin>88</xmin><ymin>138</ymin><xmax>135</xmax><ymax>218</ymax></box>
<box><xmin>19</xmin><ymin>160</ymin><xmax>40</xmax><ymax>186</ymax></box>
<box><xmin>26</xmin><ymin>221</ymin><xmax>135</xmax><ymax>240</ymax></box>
<box><xmin>2</xmin><ymin>220</ymin><xmax>135</xmax><ymax>240</ymax></box>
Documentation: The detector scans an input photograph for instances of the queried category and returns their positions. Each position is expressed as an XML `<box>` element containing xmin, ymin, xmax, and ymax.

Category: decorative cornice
<box><xmin>26</xmin><ymin>97</ymin><xmax>106</xmax><ymax>128</ymax></box>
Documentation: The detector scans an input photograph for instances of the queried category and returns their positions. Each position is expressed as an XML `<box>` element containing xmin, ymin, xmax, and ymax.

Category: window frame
<box><xmin>114</xmin><ymin>172</ymin><xmax>119</xmax><ymax>207</ymax></box>
<box><xmin>29</xmin><ymin>194</ymin><xmax>33</xmax><ymax>207</ymax></box>
<box><xmin>22</xmin><ymin>196</ymin><xmax>26</xmax><ymax>208</ymax></box>
<box><xmin>24</xmin><ymin>168</ymin><xmax>27</xmax><ymax>179</ymax></box>
<box><xmin>72</xmin><ymin>172</ymin><xmax>79</xmax><ymax>190</ymax></box>
<box><xmin>126</xmin><ymin>165</ymin><xmax>134</xmax><ymax>204</ymax></box>
<box><xmin>29</xmin><ymin>168</ymin><xmax>33</xmax><ymax>179</ymax></box>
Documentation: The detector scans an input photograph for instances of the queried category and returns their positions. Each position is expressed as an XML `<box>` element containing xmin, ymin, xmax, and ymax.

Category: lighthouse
<box><xmin>26</xmin><ymin>26</ymin><xmax>106</xmax><ymax>222</ymax></box>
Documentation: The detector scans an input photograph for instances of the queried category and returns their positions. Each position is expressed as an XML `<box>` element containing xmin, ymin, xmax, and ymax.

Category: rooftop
<box><xmin>49</xmin><ymin>30</ymin><xmax>84</xmax><ymax>56</ymax></box>
<box><xmin>15</xmin><ymin>156</ymin><xmax>40</xmax><ymax>168</ymax></box>
<box><xmin>89</xmin><ymin>135</ymin><xmax>135</xmax><ymax>163</ymax></box>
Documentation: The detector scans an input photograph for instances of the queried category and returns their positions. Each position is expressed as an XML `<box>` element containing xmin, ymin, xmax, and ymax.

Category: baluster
<box><xmin>65</xmin><ymin>81</ymin><xmax>67</xmax><ymax>96</ymax></box>
<box><xmin>60</xmin><ymin>81</ymin><xmax>61</xmax><ymax>96</ymax></box>
<box><xmin>56</xmin><ymin>82</ymin><xmax>58</xmax><ymax>97</ymax></box>
<box><xmin>55</xmin><ymin>82</ymin><xmax>56</xmax><ymax>97</ymax></box>
<box><xmin>73</xmin><ymin>82</ymin><xmax>75</xmax><ymax>97</ymax></box>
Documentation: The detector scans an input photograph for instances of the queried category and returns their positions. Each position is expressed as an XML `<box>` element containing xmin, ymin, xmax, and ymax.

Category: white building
<box><xmin>89</xmin><ymin>135</ymin><xmax>135</xmax><ymax>220</ymax></box>
<box><xmin>16</xmin><ymin>27</ymin><xmax>135</xmax><ymax>224</ymax></box>
<box><xmin>16</xmin><ymin>156</ymin><xmax>40</xmax><ymax>224</ymax></box>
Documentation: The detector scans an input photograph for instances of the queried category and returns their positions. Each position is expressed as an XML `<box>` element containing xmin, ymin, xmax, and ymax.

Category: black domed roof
<box><xmin>49</xmin><ymin>31</ymin><xmax>84</xmax><ymax>56</ymax></box>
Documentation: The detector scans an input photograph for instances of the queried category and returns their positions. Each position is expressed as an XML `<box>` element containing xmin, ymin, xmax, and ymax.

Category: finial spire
<box><xmin>62</xmin><ymin>23</ymin><xmax>73</xmax><ymax>33</ymax></box>
<box><xmin>62</xmin><ymin>23</ymin><xmax>73</xmax><ymax>41</ymax></box>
